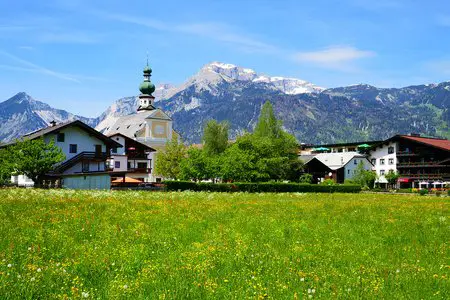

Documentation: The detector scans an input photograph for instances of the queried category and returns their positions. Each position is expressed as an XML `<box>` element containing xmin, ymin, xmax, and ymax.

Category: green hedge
<box><xmin>163</xmin><ymin>181</ymin><xmax>361</xmax><ymax>193</ymax></box>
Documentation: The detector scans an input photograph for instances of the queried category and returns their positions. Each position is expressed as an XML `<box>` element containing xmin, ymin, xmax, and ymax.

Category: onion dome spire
<box><xmin>139</xmin><ymin>60</ymin><xmax>156</xmax><ymax>96</ymax></box>
<box><xmin>137</xmin><ymin>54</ymin><xmax>156</xmax><ymax>111</ymax></box>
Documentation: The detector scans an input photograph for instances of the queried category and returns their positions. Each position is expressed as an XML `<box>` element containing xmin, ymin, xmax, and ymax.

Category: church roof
<box><xmin>105</xmin><ymin>109</ymin><xmax>171</xmax><ymax>138</ymax></box>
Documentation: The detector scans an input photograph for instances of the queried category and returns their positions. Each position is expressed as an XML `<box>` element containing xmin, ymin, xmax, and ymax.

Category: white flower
<box><xmin>37</xmin><ymin>268</ymin><xmax>41</xmax><ymax>272</ymax></box>
<box><xmin>28</xmin><ymin>247</ymin><xmax>31</xmax><ymax>251</ymax></box>
<box><xmin>347</xmin><ymin>288</ymin><xmax>351</xmax><ymax>292</ymax></box>
<box><xmin>308</xmin><ymin>288</ymin><xmax>312</xmax><ymax>294</ymax></box>
<box><xmin>30</xmin><ymin>277</ymin><xmax>35</xmax><ymax>282</ymax></box>
<box><xmin>123</xmin><ymin>285</ymin><xmax>128</xmax><ymax>289</ymax></box>
<box><xmin>82</xmin><ymin>292</ymin><xmax>89</xmax><ymax>298</ymax></box>
<box><xmin>312</xmin><ymin>289</ymin><xmax>316</xmax><ymax>293</ymax></box>
<box><xmin>300</xmin><ymin>277</ymin><xmax>305</xmax><ymax>282</ymax></box>
<box><xmin>396</xmin><ymin>269</ymin><xmax>400</xmax><ymax>273</ymax></box>
<box><xmin>17</xmin><ymin>275</ymin><xmax>21</xmax><ymax>278</ymax></box>
<box><xmin>308</xmin><ymin>295</ymin><xmax>312</xmax><ymax>299</ymax></box>
<box><xmin>7</xmin><ymin>264</ymin><xmax>12</xmax><ymax>268</ymax></box>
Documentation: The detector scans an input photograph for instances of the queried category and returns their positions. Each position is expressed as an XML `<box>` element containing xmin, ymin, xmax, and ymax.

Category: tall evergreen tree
<box><xmin>202</xmin><ymin>120</ymin><xmax>229</xmax><ymax>156</ymax></box>
<box><xmin>154</xmin><ymin>135</ymin><xmax>186</xmax><ymax>180</ymax></box>
<box><xmin>254</xmin><ymin>101</ymin><xmax>283</xmax><ymax>139</ymax></box>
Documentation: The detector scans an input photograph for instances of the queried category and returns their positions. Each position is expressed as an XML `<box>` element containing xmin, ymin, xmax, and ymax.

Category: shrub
<box><xmin>397</xmin><ymin>188</ymin><xmax>412</xmax><ymax>193</ymax></box>
<box><xmin>164</xmin><ymin>181</ymin><xmax>361</xmax><ymax>193</ymax></box>
<box><xmin>164</xmin><ymin>181</ymin><xmax>198</xmax><ymax>191</ymax></box>
<box><xmin>320</xmin><ymin>179</ymin><xmax>336</xmax><ymax>186</ymax></box>
<box><xmin>419</xmin><ymin>189</ymin><xmax>428</xmax><ymax>196</ymax></box>
<box><xmin>299</xmin><ymin>173</ymin><xmax>313</xmax><ymax>184</ymax></box>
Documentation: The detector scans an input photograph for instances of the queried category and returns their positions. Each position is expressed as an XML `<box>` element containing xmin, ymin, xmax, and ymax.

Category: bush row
<box><xmin>164</xmin><ymin>181</ymin><xmax>361</xmax><ymax>193</ymax></box>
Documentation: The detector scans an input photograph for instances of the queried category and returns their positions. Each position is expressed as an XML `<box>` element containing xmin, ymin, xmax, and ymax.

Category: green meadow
<box><xmin>0</xmin><ymin>189</ymin><xmax>448</xmax><ymax>299</ymax></box>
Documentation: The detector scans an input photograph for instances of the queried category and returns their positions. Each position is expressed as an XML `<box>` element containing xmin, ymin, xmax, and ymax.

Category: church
<box><xmin>105</xmin><ymin>62</ymin><xmax>177</xmax><ymax>183</ymax></box>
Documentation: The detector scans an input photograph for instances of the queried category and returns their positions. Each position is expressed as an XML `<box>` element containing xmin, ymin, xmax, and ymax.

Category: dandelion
<box><xmin>7</xmin><ymin>264</ymin><xmax>12</xmax><ymax>268</ymax></box>
<box><xmin>82</xmin><ymin>291</ymin><xmax>89</xmax><ymax>298</ymax></box>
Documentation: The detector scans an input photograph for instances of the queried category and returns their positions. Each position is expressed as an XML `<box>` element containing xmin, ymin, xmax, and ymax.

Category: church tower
<box><xmin>137</xmin><ymin>61</ymin><xmax>156</xmax><ymax>111</ymax></box>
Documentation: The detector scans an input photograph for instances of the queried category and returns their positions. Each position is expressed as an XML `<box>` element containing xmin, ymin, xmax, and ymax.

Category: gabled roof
<box><xmin>396</xmin><ymin>135</ymin><xmax>450</xmax><ymax>152</ymax></box>
<box><xmin>308</xmin><ymin>152</ymin><xmax>368</xmax><ymax>170</ymax></box>
<box><xmin>108</xmin><ymin>133</ymin><xmax>156</xmax><ymax>152</ymax></box>
<box><xmin>1</xmin><ymin>120</ymin><xmax>122</xmax><ymax>148</ymax></box>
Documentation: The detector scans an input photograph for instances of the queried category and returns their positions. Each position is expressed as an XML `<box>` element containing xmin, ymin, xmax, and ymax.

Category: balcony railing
<box><xmin>128</xmin><ymin>167</ymin><xmax>152</xmax><ymax>174</ymax></box>
<box><xmin>398</xmin><ymin>173</ymin><xmax>450</xmax><ymax>179</ymax></box>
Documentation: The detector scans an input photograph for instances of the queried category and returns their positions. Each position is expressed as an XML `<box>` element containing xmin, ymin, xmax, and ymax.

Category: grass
<box><xmin>0</xmin><ymin>189</ymin><xmax>448</xmax><ymax>299</ymax></box>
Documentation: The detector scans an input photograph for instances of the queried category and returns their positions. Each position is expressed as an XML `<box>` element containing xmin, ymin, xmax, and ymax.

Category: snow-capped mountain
<box><xmin>95</xmin><ymin>62</ymin><xmax>324</xmax><ymax>133</ymax></box>
<box><xmin>158</xmin><ymin>62</ymin><xmax>323</xmax><ymax>99</ymax></box>
<box><xmin>0</xmin><ymin>92</ymin><xmax>96</xmax><ymax>142</ymax></box>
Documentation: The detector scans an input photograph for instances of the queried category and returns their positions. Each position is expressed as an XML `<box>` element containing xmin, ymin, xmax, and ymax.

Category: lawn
<box><xmin>0</xmin><ymin>189</ymin><xmax>448</xmax><ymax>299</ymax></box>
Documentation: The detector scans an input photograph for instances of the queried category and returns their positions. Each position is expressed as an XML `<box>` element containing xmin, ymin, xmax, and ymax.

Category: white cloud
<box><xmin>292</xmin><ymin>46</ymin><xmax>376</xmax><ymax>71</ymax></box>
<box><xmin>95</xmin><ymin>12</ymin><xmax>278</xmax><ymax>54</ymax></box>
<box><xmin>0</xmin><ymin>50</ymin><xmax>106</xmax><ymax>83</ymax></box>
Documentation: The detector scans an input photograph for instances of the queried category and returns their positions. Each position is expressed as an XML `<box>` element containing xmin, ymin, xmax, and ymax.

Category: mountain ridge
<box><xmin>1</xmin><ymin>61</ymin><xmax>449</xmax><ymax>144</ymax></box>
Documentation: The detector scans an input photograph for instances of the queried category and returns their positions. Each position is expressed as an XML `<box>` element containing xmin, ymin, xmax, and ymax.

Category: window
<box><xmin>371</xmin><ymin>158</ymin><xmax>376</xmax><ymax>165</ymax></box>
<box><xmin>69</xmin><ymin>144</ymin><xmax>77</xmax><ymax>153</ymax></box>
<box><xmin>56</xmin><ymin>133</ymin><xmax>65</xmax><ymax>142</ymax></box>
<box><xmin>354</xmin><ymin>159</ymin><xmax>358</xmax><ymax>165</ymax></box>
<box><xmin>112</xmin><ymin>147</ymin><xmax>117</xmax><ymax>154</ymax></box>
<box><xmin>82</xmin><ymin>161</ymin><xmax>89</xmax><ymax>172</ymax></box>
<box><xmin>388</xmin><ymin>146</ymin><xmax>394</xmax><ymax>154</ymax></box>
<box><xmin>380</xmin><ymin>170</ymin><xmax>385</xmax><ymax>175</ymax></box>
<box><xmin>348</xmin><ymin>147</ymin><xmax>356</xmax><ymax>152</ymax></box>
<box><xmin>114</xmin><ymin>161</ymin><xmax>121</xmax><ymax>168</ymax></box>
<box><xmin>380</xmin><ymin>159</ymin><xmax>385</xmax><ymax>165</ymax></box>
<box><xmin>137</xmin><ymin>162</ymin><xmax>147</xmax><ymax>169</ymax></box>
<box><xmin>388</xmin><ymin>158</ymin><xmax>394</xmax><ymax>165</ymax></box>
<box><xmin>347</xmin><ymin>169</ymin><xmax>350</xmax><ymax>175</ymax></box>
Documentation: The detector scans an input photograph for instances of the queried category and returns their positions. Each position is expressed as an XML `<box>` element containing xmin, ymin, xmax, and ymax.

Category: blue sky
<box><xmin>0</xmin><ymin>0</ymin><xmax>450</xmax><ymax>117</ymax></box>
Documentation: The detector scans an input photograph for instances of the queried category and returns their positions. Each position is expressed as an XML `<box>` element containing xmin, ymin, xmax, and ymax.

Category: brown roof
<box><xmin>398</xmin><ymin>135</ymin><xmax>450</xmax><ymax>152</ymax></box>
<box><xmin>1</xmin><ymin>120</ymin><xmax>122</xmax><ymax>148</ymax></box>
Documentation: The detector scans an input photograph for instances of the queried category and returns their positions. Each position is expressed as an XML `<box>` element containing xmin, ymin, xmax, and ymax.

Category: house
<box><xmin>301</xmin><ymin>152</ymin><xmax>373</xmax><ymax>183</ymax></box>
<box><xmin>370</xmin><ymin>134</ymin><xmax>450</xmax><ymax>189</ymax></box>
<box><xmin>5</xmin><ymin>120</ymin><xmax>122</xmax><ymax>189</ymax></box>
<box><xmin>108</xmin><ymin>133</ymin><xmax>156</xmax><ymax>183</ymax></box>
<box><xmin>103</xmin><ymin>63</ymin><xmax>177</xmax><ymax>183</ymax></box>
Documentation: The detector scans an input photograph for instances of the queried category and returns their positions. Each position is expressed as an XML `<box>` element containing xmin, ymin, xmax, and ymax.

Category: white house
<box><xmin>369</xmin><ymin>141</ymin><xmax>397</xmax><ymax>187</ymax></box>
<box><xmin>108</xmin><ymin>133</ymin><xmax>156</xmax><ymax>183</ymax></box>
<box><xmin>302</xmin><ymin>152</ymin><xmax>373</xmax><ymax>183</ymax></box>
<box><xmin>5</xmin><ymin>120</ymin><xmax>122</xmax><ymax>189</ymax></box>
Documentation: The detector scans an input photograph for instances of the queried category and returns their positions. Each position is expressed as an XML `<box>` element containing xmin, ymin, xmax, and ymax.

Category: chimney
<box><xmin>50</xmin><ymin>120</ymin><xmax>57</xmax><ymax>127</ymax></box>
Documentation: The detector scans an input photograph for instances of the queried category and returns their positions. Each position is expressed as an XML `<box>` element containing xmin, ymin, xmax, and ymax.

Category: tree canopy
<box><xmin>202</xmin><ymin>120</ymin><xmax>229</xmax><ymax>156</ymax></box>
<box><xmin>2</xmin><ymin>138</ymin><xmax>65</xmax><ymax>185</ymax></box>
<box><xmin>154</xmin><ymin>135</ymin><xmax>186</xmax><ymax>180</ymax></box>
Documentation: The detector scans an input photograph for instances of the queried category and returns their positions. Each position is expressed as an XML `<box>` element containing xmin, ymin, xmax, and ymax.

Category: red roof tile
<box><xmin>399</xmin><ymin>135</ymin><xmax>450</xmax><ymax>151</ymax></box>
